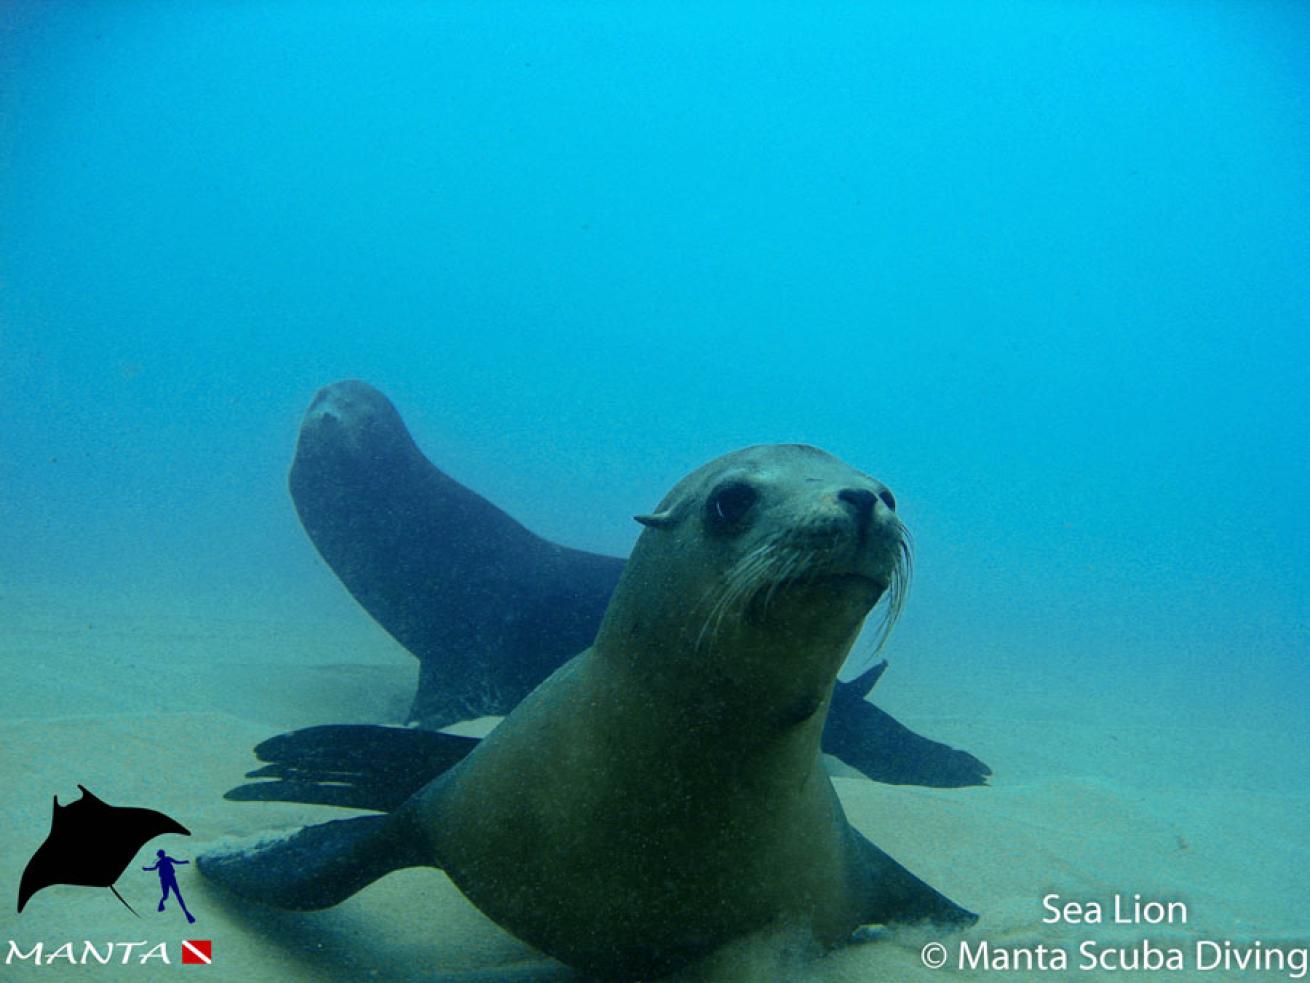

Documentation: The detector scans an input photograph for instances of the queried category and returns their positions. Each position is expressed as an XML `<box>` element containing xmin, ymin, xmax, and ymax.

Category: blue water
<box><xmin>2</xmin><ymin>2</ymin><xmax>1307</xmax><ymax>973</ymax></box>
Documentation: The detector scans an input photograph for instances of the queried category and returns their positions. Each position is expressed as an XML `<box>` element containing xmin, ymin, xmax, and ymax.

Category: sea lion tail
<box><xmin>852</xmin><ymin>830</ymin><xmax>978</xmax><ymax>928</ymax></box>
<box><xmin>223</xmin><ymin>724</ymin><xmax>478</xmax><ymax>812</ymax></box>
<box><xmin>199</xmin><ymin>812</ymin><xmax>428</xmax><ymax>910</ymax></box>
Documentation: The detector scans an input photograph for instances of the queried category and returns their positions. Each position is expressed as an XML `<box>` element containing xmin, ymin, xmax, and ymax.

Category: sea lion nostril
<box><xmin>878</xmin><ymin>489</ymin><xmax>896</xmax><ymax>512</ymax></box>
<box><xmin>838</xmin><ymin>488</ymin><xmax>877</xmax><ymax>523</ymax></box>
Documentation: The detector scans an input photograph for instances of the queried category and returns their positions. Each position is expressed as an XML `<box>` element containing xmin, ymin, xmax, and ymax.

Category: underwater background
<box><xmin>2</xmin><ymin>2</ymin><xmax>1307</xmax><ymax>980</ymax></box>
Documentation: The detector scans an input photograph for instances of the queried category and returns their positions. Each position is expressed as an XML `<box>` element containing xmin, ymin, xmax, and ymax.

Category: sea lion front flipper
<box><xmin>199</xmin><ymin>812</ymin><xmax>427</xmax><ymax>911</ymax></box>
<box><xmin>223</xmin><ymin>724</ymin><xmax>478</xmax><ymax>812</ymax></box>
<box><xmin>825</xmin><ymin>662</ymin><xmax>992</xmax><ymax>788</ymax></box>
<box><xmin>849</xmin><ymin>828</ymin><xmax>977</xmax><ymax>929</ymax></box>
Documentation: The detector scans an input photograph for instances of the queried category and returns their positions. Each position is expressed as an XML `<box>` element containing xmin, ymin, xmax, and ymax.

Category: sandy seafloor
<box><xmin>2</xmin><ymin>585</ymin><xmax>1307</xmax><ymax>983</ymax></box>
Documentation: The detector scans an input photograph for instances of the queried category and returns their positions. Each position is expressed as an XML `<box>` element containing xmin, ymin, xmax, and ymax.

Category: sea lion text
<box><xmin>1042</xmin><ymin>892</ymin><xmax>1187</xmax><ymax>924</ymax></box>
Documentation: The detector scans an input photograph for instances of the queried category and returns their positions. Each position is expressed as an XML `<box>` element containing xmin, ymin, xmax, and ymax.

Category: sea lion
<box><xmin>289</xmin><ymin>379</ymin><xmax>621</xmax><ymax>726</ymax></box>
<box><xmin>288</xmin><ymin>379</ymin><xmax>990</xmax><ymax>787</ymax></box>
<box><xmin>201</xmin><ymin>443</ymin><xmax>975</xmax><ymax>979</ymax></box>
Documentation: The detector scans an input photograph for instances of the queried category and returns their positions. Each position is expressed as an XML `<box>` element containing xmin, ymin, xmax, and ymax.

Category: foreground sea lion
<box><xmin>288</xmin><ymin>379</ymin><xmax>990</xmax><ymax>787</ymax></box>
<box><xmin>201</xmin><ymin>444</ymin><xmax>975</xmax><ymax>979</ymax></box>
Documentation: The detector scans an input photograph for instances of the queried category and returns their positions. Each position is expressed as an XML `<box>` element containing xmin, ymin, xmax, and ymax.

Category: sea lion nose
<box><xmin>838</xmin><ymin>487</ymin><xmax>878</xmax><ymax>534</ymax></box>
<box><xmin>838</xmin><ymin>485</ymin><xmax>897</xmax><ymax>532</ymax></box>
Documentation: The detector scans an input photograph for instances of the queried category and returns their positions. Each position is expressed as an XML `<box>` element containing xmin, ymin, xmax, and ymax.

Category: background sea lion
<box><xmin>289</xmin><ymin>379</ymin><xmax>620</xmax><ymax>725</ymax></box>
<box><xmin>201</xmin><ymin>444</ymin><xmax>976</xmax><ymax>979</ymax></box>
<box><xmin>288</xmin><ymin>379</ymin><xmax>990</xmax><ymax>787</ymax></box>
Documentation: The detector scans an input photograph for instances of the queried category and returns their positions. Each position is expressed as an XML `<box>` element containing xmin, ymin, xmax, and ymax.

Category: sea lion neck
<box><xmin>575</xmin><ymin>644</ymin><xmax>834</xmax><ymax>780</ymax></box>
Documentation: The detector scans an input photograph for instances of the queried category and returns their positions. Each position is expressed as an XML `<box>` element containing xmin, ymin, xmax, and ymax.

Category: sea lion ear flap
<box><xmin>635</xmin><ymin>494</ymin><xmax>689</xmax><ymax>530</ymax></box>
<box><xmin>633</xmin><ymin>510</ymin><xmax>677</xmax><ymax>529</ymax></box>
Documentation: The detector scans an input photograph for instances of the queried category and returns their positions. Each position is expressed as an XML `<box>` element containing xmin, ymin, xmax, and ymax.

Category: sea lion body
<box><xmin>203</xmin><ymin>444</ymin><xmax>973</xmax><ymax>978</ymax></box>
<box><xmin>289</xmin><ymin>380</ymin><xmax>621</xmax><ymax>725</ymax></box>
<box><xmin>424</xmin><ymin>658</ymin><xmax>880</xmax><ymax>977</ymax></box>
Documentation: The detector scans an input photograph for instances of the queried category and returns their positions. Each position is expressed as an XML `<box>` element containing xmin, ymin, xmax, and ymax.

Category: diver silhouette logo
<box><xmin>143</xmin><ymin>850</ymin><xmax>196</xmax><ymax>923</ymax></box>
<box><xmin>16</xmin><ymin>785</ymin><xmax>192</xmax><ymax>918</ymax></box>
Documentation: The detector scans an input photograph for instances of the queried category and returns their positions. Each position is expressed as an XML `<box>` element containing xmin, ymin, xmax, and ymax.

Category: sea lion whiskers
<box><xmin>695</xmin><ymin>544</ymin><xmax>767</xmax><ymax>652</ymax></box>
<box><xmin>695</xmin><ymin>532</ymin><xmax>835</xmax><ymax>653</ymax></box>
<box><xmin>694</xmin><ymin>538</ymin><xmax>785</xmax><ymax>653</ymax></box>
<box><xmin>761</xmin><ymin>548</ymin><xmax>807</xmax><ymax>610</ymax></box>
<box><xmin>697</xmin><ymin>505</ymin><xmax>913</xmax><ymax>659</ymax></box>
<box><xmin>863</xmin><ymin>520</ymin><xmax>913</xmax><ymax>656</ymax></box>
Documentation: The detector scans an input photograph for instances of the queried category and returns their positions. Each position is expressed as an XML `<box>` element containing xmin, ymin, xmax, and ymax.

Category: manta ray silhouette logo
<box><xmin>16</xmin><ymin>786</ymin><xmax>192</xmax><ymax>918</ymax></box>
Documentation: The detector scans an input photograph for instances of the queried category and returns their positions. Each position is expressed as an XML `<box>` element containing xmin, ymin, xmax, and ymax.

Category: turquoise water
<box><xmin>2</xmin><ymin>3</ymin><xmax>1307</xmax><ymax>979</ymax></box>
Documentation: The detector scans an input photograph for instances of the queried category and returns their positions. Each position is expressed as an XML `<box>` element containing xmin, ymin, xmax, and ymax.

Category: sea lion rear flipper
<box><xmin>223</xmin><ymin>724</ymin><xmax>478</xmax><ymax>812</ymax></box>
<box><xmin>850</xmin><ymin>829</ymin><xmax>977</xmax><ymax>928</ymax></box>
<box><xmin>199</xmin><ymin>812</ymin><xmax>427</xmax><ymax>910</ymax></box>
<box><xmin>825</xmin><ymin>662</ymin><xmax>992</xmax><ymax>787</ymax></box>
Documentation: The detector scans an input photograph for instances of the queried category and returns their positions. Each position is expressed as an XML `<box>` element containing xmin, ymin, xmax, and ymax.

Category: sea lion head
<box><xmin>294</xmin><ymin>380</ymin><xmax>416</xmax><ymax>467</ymax></box>
<box><xmin>595</xmin><ymin>444</ymin><xmax>909</xmax><ymax>727</ymax></box>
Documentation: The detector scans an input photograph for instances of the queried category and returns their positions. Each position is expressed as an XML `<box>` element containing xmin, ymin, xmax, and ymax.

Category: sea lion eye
<box><xmin>706</xmin><ymin>481</ymin><xmax>758</xmax><ymax>532</ymax></box>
